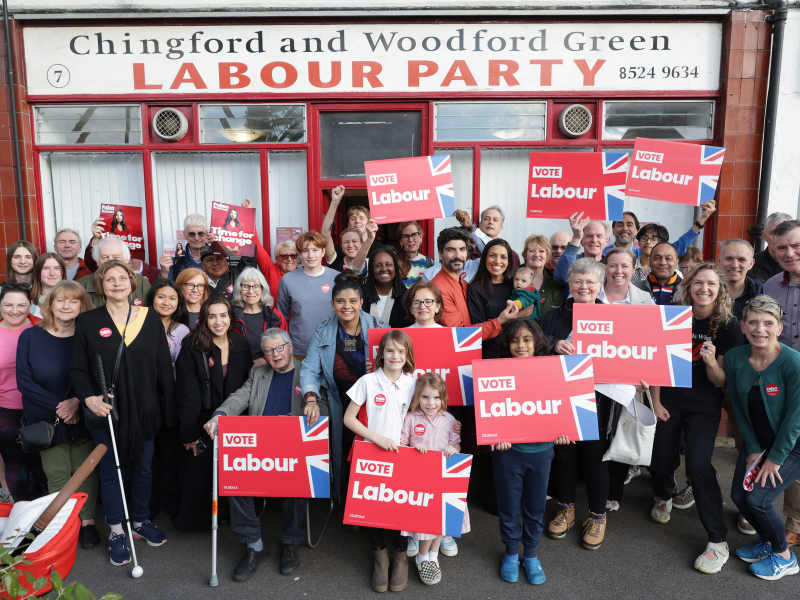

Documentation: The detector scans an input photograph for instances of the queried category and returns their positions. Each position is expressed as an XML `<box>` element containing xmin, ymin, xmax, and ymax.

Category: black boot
<box><xmin>280</xmin><ymin>543</ymin><xmax>300</xmax><ymax>575</ymax></box>
<box><xmin>233</xmin><ymin>547</ymin><xmax>268</xmax><ymax>582</ymax></box>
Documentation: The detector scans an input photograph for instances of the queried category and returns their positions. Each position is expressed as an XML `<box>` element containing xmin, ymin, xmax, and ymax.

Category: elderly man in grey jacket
<box><xmin>204</xmin><ymin>328</ymin><xmax>329</xmax><ymax>583</ymax></box>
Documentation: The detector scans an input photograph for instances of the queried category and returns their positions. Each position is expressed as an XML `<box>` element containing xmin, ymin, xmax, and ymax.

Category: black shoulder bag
<box><xmin>17</xmin><ymin>413</ymin><xmax>61</xmax><ymax>453</ymax></box>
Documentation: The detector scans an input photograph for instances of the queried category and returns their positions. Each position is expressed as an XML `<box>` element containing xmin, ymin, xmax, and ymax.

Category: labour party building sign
<box><xmin>473</xmin><ymin>355</ymin><xmax>600</xmax><ymax>444</ymax></box>
<box><xmin>344</xmin><ymin>442</ymin><xmax>471</xmax><ymax>537</ymax></box>
<box><xmin>571</xmin><ymin>304</ymin><xmax>693</xmax><ymax>387</ymax></box>
<box><xmin>527</xmin><ymin>152</ymin><xmax>628</xmax><ymax>220</ymax></box>
<box><xmin>218</xmin><ymin>416</ymin><xmax>330</xmax><ymax>498</ymax></box>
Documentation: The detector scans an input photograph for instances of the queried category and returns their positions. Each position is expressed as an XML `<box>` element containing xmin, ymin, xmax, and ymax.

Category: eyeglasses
<box><xmin>187</xmin><ymin>232</ymin><xmax>207</xmax><ymax>238</ymax></box>
<box><xmin>746</xmin><ymin>298</ymin><xmax>785</xmax><ymax>315</ymax></box>
<box><xmin>400</xmin><ymin>232</ymin><xmax>421</xmax><ymax>241</ymax></box>
<box><xmin>1</xmin><ymin>283</ymin><xmax>31</xmax><ymax>291</ymax></box>
<box><xmin>182</xmin><ymin>283</ymin><xmax>207</xmax><ymax>291</ymax></box>
<box><xmin>241</xmin><ymin>284</ymin><xmax>262</xmax><ymax>292</ymax></box>
<box><xmin>639</xmin><ymin>236</ymin><xmax>664</xmax><ymax>243</ymax></box>
<box><xmin>264</xmin><ymin>342</ymin><xmax>290</xmax><ymax>356</ymax></box>
<box><xmin>276</xmin><ymin>253</ymin><xmax>299</xmax><ymax>261</ymax></box>
<box><xmin>410</xmin><ymin>299</ymin><xmax>436</xmax><ymax>308</ymax></box>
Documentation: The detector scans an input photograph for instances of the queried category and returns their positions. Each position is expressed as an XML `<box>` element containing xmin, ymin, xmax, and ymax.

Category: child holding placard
<box><xmin>344</xmin><ymin>330</ymin><xmax>416</xmax><ymax>593</ymax></box>
<box><xmin>400</xmin><ymin>373</ymin><xmax>470</xmax><ymax>586</ymax></box>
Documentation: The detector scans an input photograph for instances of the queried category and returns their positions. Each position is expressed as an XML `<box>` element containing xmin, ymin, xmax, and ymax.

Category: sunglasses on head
<box><xmin>1</xmin><ymin>283</ymin><xmax>31</xmax><ymax>291</ymax></box>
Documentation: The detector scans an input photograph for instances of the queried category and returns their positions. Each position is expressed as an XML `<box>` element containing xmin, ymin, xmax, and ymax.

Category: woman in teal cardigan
<box><xmin>725</xmin><ymin>295</ymin><xmax>800</xmax><ymax>581</ymax></box>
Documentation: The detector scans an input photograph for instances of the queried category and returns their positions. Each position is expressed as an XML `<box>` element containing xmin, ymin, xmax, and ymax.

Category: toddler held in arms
<box><xmin>510</xmin><ymin>268</ymin><xmax>541</xmax><ymax>319</ymax></box>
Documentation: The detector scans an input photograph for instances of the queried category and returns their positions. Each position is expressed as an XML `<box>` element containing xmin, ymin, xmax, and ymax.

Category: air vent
<box><xmin>558</xmin><ymin>104</ymin><xmax>593</xmax><ymax>138</ymax></box>
<box><xmin>153</xmin><ymin>108</ymin><xmax>189</xmax><ymax>141</ymax></box>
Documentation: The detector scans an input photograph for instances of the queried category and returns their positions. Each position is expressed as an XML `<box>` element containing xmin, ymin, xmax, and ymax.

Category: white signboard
<box><xmin>23</xmin><ymin>23</ymin><xmax>722</xmax><ymax>96</ymax></box>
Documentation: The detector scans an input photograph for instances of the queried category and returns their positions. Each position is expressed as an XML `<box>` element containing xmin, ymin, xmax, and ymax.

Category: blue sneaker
<box><xmin>132</xmin><ymin>520</ymin><xmax>167</xmax><ymax>547</ymax></box>
<box><xmin>108</xmin><ymin>532</ymin><xmax>131</xmax><ymax>567</ymax></box>
<box><xmin>440</xmin><ymin>536</ymin><xmax>458</xmax><ymax>556</ymax></box>
<box><xmin>500</xmin><ymin>555</ymin><xmax>519</xmax><ymax>583</ymax></box>
<box><xmin>407</xmin><ymin>537</ymin><xmax>419</xmax><ymax>557</ymax></box>
<box><xmin>523</xmin><ymin>557</ymin><xmax>546</xmax><ymax>585</ymax></box>
<box><xmin>736</xmin><ymin>541</ymin><xmax>772</xmax><ymax>563</ymax></box>
<box><xmin>750</xmin><ymin>551</ymin><xmax>800</xmax><ymax>580</ymax></box>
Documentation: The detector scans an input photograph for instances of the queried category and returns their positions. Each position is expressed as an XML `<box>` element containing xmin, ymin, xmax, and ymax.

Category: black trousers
<box><xmin>551</xmin><ymin>438</ymin><xmax>610</xmax><ymax>515</ymax></box>
<box><xmin>230</xmin><ymin>496</ymin><xmax>309</xmax><ymax>546</ymax></box>
<box><xmin>607</xmin><ymin>461</ymin><xmax>631</xmax><ymax>502</ymax></box>
<box><xmin>649</xmin><ymin>393</ymin><xmax>727</xmax><ymax>543</ymax></box>
<box><xmin>367</xmin><ymin>528</ymin><xmax>408</xmax><ymax>552</ymax></box>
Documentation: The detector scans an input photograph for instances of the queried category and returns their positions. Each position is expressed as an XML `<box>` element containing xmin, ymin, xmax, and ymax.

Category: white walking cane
<box><xmin>210</xmin><ymin>427</ymin><xmax>219</xmax><ymax>587</ymax></box>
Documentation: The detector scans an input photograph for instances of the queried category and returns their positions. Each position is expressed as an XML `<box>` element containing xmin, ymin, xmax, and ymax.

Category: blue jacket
<box><xmin>732</xmin><ymin>275</ymin><xmax>764</xmax><ymax>322</ymax></box>
<box><xmin>299</xmin><ymin>311</ymin><xmax>387</xmax><ymax>500</ymax></box>
<box><xmin>602</xmin><ymin>226</ymin><xmax>700</xmax><ymax>259</ymax></box>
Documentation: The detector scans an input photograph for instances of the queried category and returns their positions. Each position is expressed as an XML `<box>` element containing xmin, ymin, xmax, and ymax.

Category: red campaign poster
<box><xmin>368</xmin><ymin>327</ymin><xmax>482</xmax><ymax>407</ymax></box>
<box><xmin>344</xmin><ymin>442</ymin><xmax>471</xmax><ymax>537</ymax></box>
<box><xmin>98</xmin><ymin>204</ymin><xmax>145</xmax><ymax>260</ymax></box>
<box><xmin>527</xmin><ymin>152</ymin><xmax>628</xmax><ymax>220</ymax></box>
<box><xmin>218</xmin><ymin>416</ymin><xmax>329</xmax><ymax>498</ymax></box>
<box><xmin>572</xmin><ymin>304</ymin><xmax>693</xmax><ymax>387</ymax></box>
<box><xmin>209</xmin><ymin>201</ymin><xmax>257</xmax><ymax>257</ymax></box>
<box><xmin>365</xmin><ymin>155</ymin><xmax>455</xmax><ymax>224</ymax></box>
<box><xmin>473</xmin><ymin>355</ymin><xmax>599</xmax><ymax>445</ymax></box>
<box><xmin>625</xmin><ymin>138</ymin><xmax>725</xmax><ymax>206</ymax></box>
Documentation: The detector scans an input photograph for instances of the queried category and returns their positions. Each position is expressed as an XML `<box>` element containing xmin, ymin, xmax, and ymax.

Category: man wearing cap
<box><xmin>202</xmin><ymin>245</ymin><xmax>235</xmax><ymax>301</ymax></box>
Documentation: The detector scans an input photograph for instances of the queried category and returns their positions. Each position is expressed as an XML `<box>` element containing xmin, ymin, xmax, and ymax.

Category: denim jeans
<box><xmin>731</xmin><ymin>443</ymin><xmax>800</xmax><ymax>553</ymax></box>
<box><xmin>90</xmin><ymin>427</ymin><xmax>154</xmax><ymax>525</ymax></box>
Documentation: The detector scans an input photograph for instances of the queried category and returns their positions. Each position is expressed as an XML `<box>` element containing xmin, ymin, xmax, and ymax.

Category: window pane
<box><xmin>200</xmin><ymin>104</ymin><xmax>306</xmax><ymax>144</ymax></box>
<box><xmin>433</xmin><ymin>149</ymin><xmax>473</xmax><ymax>253</ymax></box>
<box><xmin>320</xmin><ymin>111</ymin><xmax>421</xmax><ymax>179</ymax></box>
<box><xmin>435</xmin><ymin>103</ymin><xmax>546</xmax><ymax>142</ymax></box>
<box><xmin>152</xmin><ymin>152</ymin><xmax>262</xmax><ymax>256</ymax></box>
<box><xmin>36</xmin><ymin>105</ymin><xmax>142</xmax><ymax>145</ymax></box>
<box><xmin>40</xmin><ymin>152</ymin><xmax>147</xmax><ymax>258</ymax></box>
<box><xmin>479</xmin><ymin>148</ymin><xmax>593</xmax><ymax>254</ymax></box>
<box><xmin>268</xmin><ymin>151</ymin><xmax>309</xmax><ymax>257</ymax></box>
<box><xmin>603</xmin><ymin>101</ymin><xmax>714</xmax><ymax>141</ymax></box>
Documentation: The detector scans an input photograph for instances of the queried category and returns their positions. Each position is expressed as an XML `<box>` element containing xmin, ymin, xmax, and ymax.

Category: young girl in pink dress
<box><xmin>400</xmin><ymin>373</ymin><xmax>470</xmax><ymax>585</ymax></box>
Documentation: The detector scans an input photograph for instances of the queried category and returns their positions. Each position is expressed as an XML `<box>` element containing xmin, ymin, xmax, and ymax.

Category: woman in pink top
<box><xmin>400</xmin><ymin>372</ymin><xmax>470</xmax><ymax>586</ymax></box>
<box><xmin>0</xmin><ymin>283</ymin><xmax>36</xmax><ymax>500</ymax></box>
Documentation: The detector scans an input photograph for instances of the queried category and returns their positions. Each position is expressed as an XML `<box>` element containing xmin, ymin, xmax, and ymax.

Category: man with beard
<box><xmin>604</xmin><ymin>212</ymin><xmax>640</xmax><ymax>254</ymax></box>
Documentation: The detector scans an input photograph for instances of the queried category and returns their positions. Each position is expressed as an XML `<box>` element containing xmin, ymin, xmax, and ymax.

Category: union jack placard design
<box><xmin>428</xmin><ymin>155</ymin><xmax>456</xmax><ymax>217</ymax></box>
<box><xmin>218</xmin><ymin>416</ymin><xmax>329</xmax><ymax>498</ymax></box>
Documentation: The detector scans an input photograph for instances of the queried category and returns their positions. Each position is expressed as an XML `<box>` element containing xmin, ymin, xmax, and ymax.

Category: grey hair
<box><xmin>92</xmin><ymin>235</ymin><xmax>131</xmax><ymax>264</ymax></box>
<box><xmin>767</xmin><ymin>212</ymin><xmax>794</xmax><ymax>229</ymax></box>
<box><xmin>480</xmin><ymin>205</ymin><xmax>505</xmax><ymax>225</ymax></box>
<box><xmin>54</xmin><ymin>227</ymin><xmax>82</xmax><ymax>246</ymax></box>
<box><xmin>273</xmin><ymin>240</ymin><xmax>297</xmax><ymax>256</ymax></box>
<box><xmin>183</xmin><ymin>213</ymin><xmax>209</xmax><ymax>232</ymax></box>
<box><xmin>719</xmin><ymin>238</ymin><xmax>754</xmax><ymax>261</ymax></box>
<box><xmin>568</xmin><ymin>257</ymin><xmax>606</xmax><ymax>282</ymax></box>
<box><xmin>261</xmin><ymin>327</ymin><xmax>291</xmax><ymax>348</ymax></box>
<box><xmin>233</xmin><ymin>267</ymin><xmax>274</xmax><ymax>308</ymax></box>
<box><xmin>586</xmin><ymin>220</ymin><xmax>612</xmax><ymax>239</ymax></box>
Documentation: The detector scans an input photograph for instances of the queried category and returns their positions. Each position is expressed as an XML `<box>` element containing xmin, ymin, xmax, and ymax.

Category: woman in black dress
<box><xmin>468</xmin><ymin>238</ymin><xmax>516</xmax><ymax>359</ymax></box>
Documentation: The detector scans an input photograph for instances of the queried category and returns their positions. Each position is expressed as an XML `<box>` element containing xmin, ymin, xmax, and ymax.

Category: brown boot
<box><xmin>582</xmin><ymin>512</ymin><xmax>607</xmax><ymax>550</ymax></box>
<box><xmin>547</xmin><ymin>502</ymin><xmax>575</xmax><ymax>539</ymax></box>
<box><xmin>388</xmin><ymin>549</ymin><xmax>408</xmax><ymax>592</ymax></box>
<box><xmin>372</xmin><ymin>548</ymin><xmax>390</xmax><ymax>592</ymax></box>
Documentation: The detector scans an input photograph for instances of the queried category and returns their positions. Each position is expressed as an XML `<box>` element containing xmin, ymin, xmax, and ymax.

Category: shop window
<box><xmin>40</xmin><ymin>152</ymin><xmax>147</xmax><ymax>257</ymax></box>
<box><xmin>320</xmin><ymin>111</ymin><xmax>421</xmax><ymax>179</ymax></box>
<box><xmin>602</xmin><ymin>101</ymin><xmax>714</xmax><ymax>141</ymax></box>
<box><xmin>268</xmin><ymin>151</ymin><xmax>309</xmax><ymax>256</ymax></box>
<box><xmin>199</xmin><ymin>104</ymin><xmax>306</xmax><ymax>144</ymax></box>
<box><xmin>35</xmin><ymin>105</ymin><xmax>142</xmax><ymax>145</ymax></box>
<box><xmin>152</xmin><ymin>152</ymin><xmax>263</xmax><ymax>256</ymax></box>
<box><xmin>479</xmin><ymin>147</ymin><xmax>592</xmax><ymax>254</ymax></box>
<box><xmin>434</xmin><ymin>103</ymin><xmax>546</xmax><ymax>142</ymax></box>
<box><xmin>433</xmin><ymin>148</ymin><xmax>473</xmax><ymax>254</ymax></box>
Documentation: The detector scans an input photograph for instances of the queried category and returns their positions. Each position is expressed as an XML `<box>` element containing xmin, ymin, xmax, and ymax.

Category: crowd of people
<box><xmin>1</xmin><ymin>190</ymin><xmax>799</xmax><ymax>588</ymax></box>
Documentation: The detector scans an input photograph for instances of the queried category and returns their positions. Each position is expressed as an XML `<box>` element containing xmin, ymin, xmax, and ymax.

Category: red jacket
<box><xmin>73</xmin><ymin>258</ymin><xmax>93</xmax><ymax>280</ymax></box>
<box><xmin>430</xmin><ymin>269</ymin><xmax>501</xmax><ymax>341</ymax></box>
<box><xmin>84</xmin><ymin>241</ymin><xmax>159</xmax><ymax>283</ymax></box>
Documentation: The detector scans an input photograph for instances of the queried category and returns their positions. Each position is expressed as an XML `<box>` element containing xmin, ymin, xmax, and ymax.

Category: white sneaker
<box><xmin>624</xmin><ymin>466</ymin><xmax>641</xmax><ymax>485</ymax></box>
<box><xmin>606</xmin><ymin>500</ymin><xmax>620</xmax><ymax>512</ymax></box>
<box><xmin>651</xmin><ymin>498</ymin><xmax>672</xmax><ymax>524</ymax></box>
<box><xmin>694</xmin><ymin>542</ymin><xmax>729</xmax><ymax>574</ymax></box>
<box><xmin>406</xmin><ymin>537</ymin><xmax>419</xmax><ymax>557</ymax></box>
<box><xmin>440</xmin><ymin>536</ymin><xmax>458</xmax><ymax>557</ymax></box>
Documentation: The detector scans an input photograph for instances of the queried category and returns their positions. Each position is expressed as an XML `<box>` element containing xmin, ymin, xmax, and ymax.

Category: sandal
<box><xmin>650</xmin><ymin>498</ymin><xmax>672</xmax><ymax>524</ymax></box>
<box><xmin>694</xmin><ymin>542</ymin><xmax>729</xmax><ymax>574</ymax></box>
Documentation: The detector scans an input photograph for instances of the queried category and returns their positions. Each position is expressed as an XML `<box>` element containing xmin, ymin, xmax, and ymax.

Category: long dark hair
<box><xmin>146</xmin><ymin>279</ymin><xmax>190</xmax><ymax>335</ymax></box>
<box><xmin>470</xmin><ymin>238</ymin><xmax>514</xmax><ymax>301</ymax></box>
<box><xmin>224</xmin><ymin>208</ymin><xmax>241</xmax><ymax>229</ymax></box>
<box><xmin>498</xmin><ymin>319</ymin><xmax>551</xmax><ymax>358</ymax></box>
<box><xmin>362</xmin><ymin>247</ymin><xmax>405</xmax><ymax>305</ymax></box>
<box><xmin>5</xmin><ymin>241</ymin><xmax>39</xmax><ymax>284</ymax></box>
<box><xmin>191</xmin><ymin>296</ymin><xmax>235</xmax><ymax>353</ymax></box>
<box><xmin>113</xmin><ymin>209</ymin><xmax>129</xmax><ymax>232</ymax></box>
<box><xmin>395</xmin><ymin>220</ymin><xmax>422</xmax><ymax>281</ymax></box>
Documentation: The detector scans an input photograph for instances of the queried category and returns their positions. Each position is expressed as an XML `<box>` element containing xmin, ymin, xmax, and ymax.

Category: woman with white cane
<box><xmin>70</xmin><ymin>260</ymin><xmax>175</xmax><ymax>569</ymax></box>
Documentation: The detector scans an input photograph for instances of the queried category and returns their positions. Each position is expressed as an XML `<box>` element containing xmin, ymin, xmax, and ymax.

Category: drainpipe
<box><xmin>2</xmin><ymin>1</ymin><xmax>26</xmax><ymax>241</ymax></box>
<box><xmin>750</xmin><ymin>0</ymin><xmax>788</xmax><ymax>251</ymax></box>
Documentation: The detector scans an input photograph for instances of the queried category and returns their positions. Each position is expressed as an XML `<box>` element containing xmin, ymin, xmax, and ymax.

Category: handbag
<box><xmin>83</xmin><ymin>306</ymin><xmax>130</xmax><ymax>430</ymax></box>
<box><xmin>17</xmin><ymin>414</ymin><xmax>61</xmax><ymax>453</ymax></box>
<box><xmin>602</xmin><ymin>390</ymin><xmax>657</xmax><ymax>466</ymax></box>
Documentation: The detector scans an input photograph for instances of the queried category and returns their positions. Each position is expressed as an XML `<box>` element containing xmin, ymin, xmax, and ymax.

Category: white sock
<box><xmin>134</xmin><ymin>521</ymin><xmax>143</xmax><ymax>529</ymax></box>
<box><xmin>109</xmin><ymin>524</ymin><xmax>124</xmax><ymax>536</ymax></box>
<box><xmin>430</xmin><ymin>550</ymin><xmax>439</xmax><ymax>564</ymax></box>
<box><xmin>416</xmin><ymin>553</ymin><xmax>428</xmax><ymax>566</ymax></box>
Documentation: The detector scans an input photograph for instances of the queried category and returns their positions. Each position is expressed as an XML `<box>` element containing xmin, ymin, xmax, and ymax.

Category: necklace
<box><xmin>343</xmin><ymin>322</ymin><xmax>361</xmax><ymax>352</ymax></box>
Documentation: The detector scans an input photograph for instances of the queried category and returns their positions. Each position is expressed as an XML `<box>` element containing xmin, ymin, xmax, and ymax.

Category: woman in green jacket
<box><xmin>725</xmin><ymin>295</ymin><xmax>800</xmax><ymax>581</ymax></box>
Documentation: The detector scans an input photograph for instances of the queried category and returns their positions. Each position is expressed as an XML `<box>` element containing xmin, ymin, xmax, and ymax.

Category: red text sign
<box><xmin>209</xmin><ymin>202</ymin><xmax>257</xmax><ymax>257</ymax></box>
<box><xmin>98</xmin><ymin>204</ymin><xmax>145</xmax><ymax>260</ymax></box>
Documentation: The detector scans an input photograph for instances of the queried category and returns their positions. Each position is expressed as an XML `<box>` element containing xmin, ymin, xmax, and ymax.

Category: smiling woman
<box><xmin>468</xmin><ymin>239</ymin><xmax>516</xmax><ymax>359</ymax></box>
<box><xmin>363</xmin><ymin>247</ymin><xmax>408</xmax><ymax>328</ymax></box>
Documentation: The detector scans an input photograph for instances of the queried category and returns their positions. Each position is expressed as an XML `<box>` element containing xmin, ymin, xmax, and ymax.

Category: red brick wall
<box><xmin>0</xmin><ymin>18</ymin><xmax>37</xmax><ymax>280</ymax></box>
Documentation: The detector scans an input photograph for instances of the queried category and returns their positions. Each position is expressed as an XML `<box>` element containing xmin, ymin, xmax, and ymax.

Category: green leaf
<box><xmin>75</xmin><ymin>583</ymin><xmax>93</xmax><ymax>600</ymax></box>
<box><xmin>3</xmin><ymin>572</ymin><xmax>20</xmax><ymax>599</ymax></box>
<box><xmin>24</xmin><ymin>572</ymin><xmax>35</xmax><ymax>585</ymax></box>
<box><xmin>99</xmin><ymin>594</ymin><xmax>123</xmax><ymax>600</ymax></box>
<box><xmin>33</xmin><ymin>576</ymin><xmax>48</xmax><ymax>590</ymax></box>
<box><xmin>50</xmin><ymin>571</ymin><xmax>63</xmax><ymax>591</ymax></box>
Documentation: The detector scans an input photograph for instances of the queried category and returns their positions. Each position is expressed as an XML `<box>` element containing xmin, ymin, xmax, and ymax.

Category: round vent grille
<box><xmin>558</xmin><ymin>104</ymin><xmax>593</xmax><ymax>138</ymax></box>
<box><xmin>153</xmin><ymin>108</ymin><xmax>188</xmax><ymax>141</ymax></box>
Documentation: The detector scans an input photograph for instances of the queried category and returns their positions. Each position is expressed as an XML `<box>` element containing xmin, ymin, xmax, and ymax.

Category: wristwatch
<box><xmin>470</xmin><ymin>223</ymin><xmax>478</xmax><ymax>232</ymax></box>
<box><xmin>694</xmin><ymin>220</ymin><xmax>705</xmax><ymax>230</ymax></box>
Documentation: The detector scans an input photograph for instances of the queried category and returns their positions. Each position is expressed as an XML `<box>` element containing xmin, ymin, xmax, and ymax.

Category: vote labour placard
<box><xmin>218</xmin><ymin>416</ymin><xmax>329</xmax><ymax>498</ymax></box>
<box><xmin>365</xmin><ymin>155</ymin><xmax>455</xmax><ymax>224</ymax></box>
<box><xmin>209</xmin><ymin>201</ymin><xmax>257</xmax><ymax>257</ymax></box>
<box><xmin>572</xmin><ymin>304</ymin><xmax>693</xmax><ymax>387</ymax></box>
<box><xmin>368</xmin><ymin>327</ymin><xmax>481</xmax><ymax>406</ymax></box>
<box><xmin>98</xmin><ymin>204</ymin><xmax>145</xmax><ymax>260</ymax></box>
<box><xmin>473</xmin><ymin>355</ymin><xmax>599</xmax><ymax>444</ymax></box>
<box><xmin>527</xmin><ymin>152</ymin><xmax>628</xmax><ymax>220</ymax></box>
<box><xmin>625</xmin><ymin>138</ymin><xmax>725</xmax><ymax>207</ymax></box>
<box><xmin>344</xmin><ymin>442</ymin><xmax>471</xmax><ymax>537</ymax></box>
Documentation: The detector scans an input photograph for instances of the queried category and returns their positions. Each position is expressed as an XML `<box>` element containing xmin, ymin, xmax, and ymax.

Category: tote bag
<box><xmin>602</xmin><ymin>390</ymin><xmax>657</xmax><ymax>466</ymax></box>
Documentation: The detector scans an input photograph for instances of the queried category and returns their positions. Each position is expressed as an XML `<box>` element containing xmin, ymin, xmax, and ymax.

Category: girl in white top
<box><xmin>344</xmin><ymin>330</ymin><xmax>417</xmax><ymax>593</ymax></box>
<box><xmin>403</xmin><ymin>281</ymin><xmax>445</xmax><ymax>329</ymax></box>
